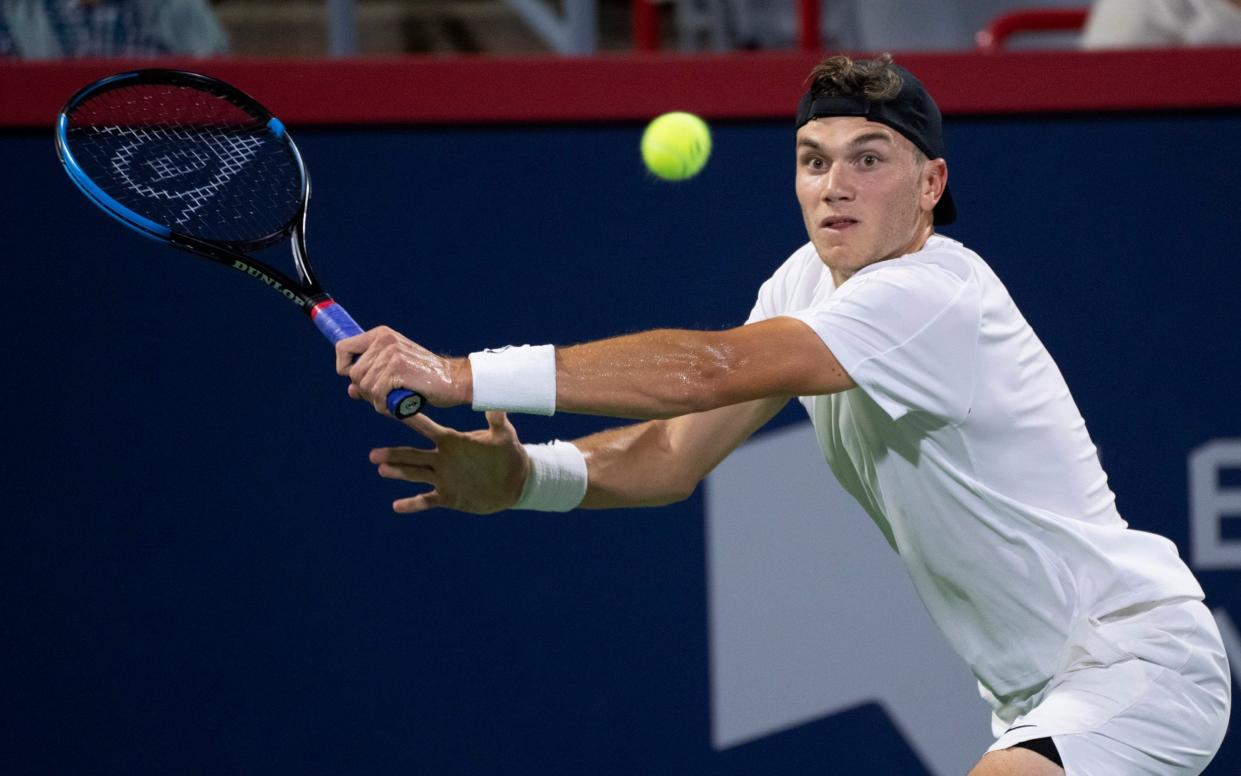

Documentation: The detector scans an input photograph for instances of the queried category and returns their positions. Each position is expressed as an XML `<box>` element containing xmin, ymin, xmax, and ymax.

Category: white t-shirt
<box><xmin>746</xmin><ymin>235</ymin><xmax>1204</xmax><ymax>706</ymax></box>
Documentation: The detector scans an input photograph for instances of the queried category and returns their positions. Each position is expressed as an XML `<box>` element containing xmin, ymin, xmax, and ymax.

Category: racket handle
<box><xmin>311</xmin><ymin>299</ymin><xmax>424</xmax><ymax>419</ymax></box>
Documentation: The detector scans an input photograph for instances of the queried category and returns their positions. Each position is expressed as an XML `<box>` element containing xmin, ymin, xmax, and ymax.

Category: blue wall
<box><xmin>4</xmin><ymin>112</ymin><xmax>1238</xmax><ymax>773</ymax></box>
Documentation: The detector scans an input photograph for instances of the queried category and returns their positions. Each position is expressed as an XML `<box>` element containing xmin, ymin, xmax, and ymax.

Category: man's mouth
<box><xmin>820</xmin><ymin>216</ymin><xmax>858</xmax><ymax>231</ymax></box>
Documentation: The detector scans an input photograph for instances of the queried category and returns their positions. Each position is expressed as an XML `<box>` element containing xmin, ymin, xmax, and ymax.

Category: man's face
<box><xmin>794</xmin><ymin>117</ymin><xmax>945</xmax><ymax>280</ymax></box>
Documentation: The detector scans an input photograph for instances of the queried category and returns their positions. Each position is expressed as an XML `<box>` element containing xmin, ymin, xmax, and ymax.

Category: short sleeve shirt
<box><xmin>747</xmin><ymin>235</ymin><xmax>1204</xmax><ymax>702</ymax></box>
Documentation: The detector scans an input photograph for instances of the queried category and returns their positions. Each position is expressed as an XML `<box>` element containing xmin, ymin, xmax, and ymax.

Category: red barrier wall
<box><xmin>3</xmin><ymin>48</ymin><xmax>1241</xmax><ymax>127</ymax></box>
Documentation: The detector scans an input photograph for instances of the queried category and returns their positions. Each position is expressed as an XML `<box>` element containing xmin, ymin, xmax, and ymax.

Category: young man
<box><xmin>337</xmin><ymin>56</ymin><xmax>1231</xmax><ymax>775</ymax></box>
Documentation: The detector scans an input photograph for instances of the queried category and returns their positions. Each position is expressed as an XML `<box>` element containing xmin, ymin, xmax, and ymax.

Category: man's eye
<box><xmin>806</xmin><ymin>157</ymin><xmax>824</xmax><ymax>169</ymax></box>
<box><xmin>860</xmin><ymin>154</ymin><xmax>880</xmax><ymax>167</ymax></box>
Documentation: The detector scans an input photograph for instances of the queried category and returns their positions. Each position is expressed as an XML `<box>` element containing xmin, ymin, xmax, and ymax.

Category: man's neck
<box><xmin>830</xmin><ymin>229</ymin><xmax>936</xmax><ymax>288</ymax></box>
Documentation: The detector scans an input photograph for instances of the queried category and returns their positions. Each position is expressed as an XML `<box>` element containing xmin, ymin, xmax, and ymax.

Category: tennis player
<box><xmin>337</xmin><ymin>55</ymin><xmax>1231</xmax><ymax>775</ymax></box>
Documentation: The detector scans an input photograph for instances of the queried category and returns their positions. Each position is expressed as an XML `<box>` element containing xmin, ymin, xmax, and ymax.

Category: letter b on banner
<box><xmin>1190</xmin><ymin>439</ymin><xmax>1241</xmax><ymax>570</ymax></box>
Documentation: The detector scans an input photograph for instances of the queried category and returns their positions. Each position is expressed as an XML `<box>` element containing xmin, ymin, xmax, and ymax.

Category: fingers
<box><xmin>334</xmin><ymin>339</ymin><xmax>355</xmax><ymax>375</ymax></box>
<box><xmin>372</xmin><ymin>447</ymin><xmax>438</xmax><ymax>484</ymax></box>
<box><xmin>403</xmin><ymin>412</ymin><xmax>450</xmax><ymax>440</ymax></box>
<box><xmin>352</xmin><ymin>349</ymin><xmax>388</xmax><ymax>412</ymax></box>
<box><xmin>339</xmin><ymin>330</ymin><xmax>379</xmax><ymax>406</ymax></box>
<box><xmin>350</xmin><ymin>379</ymin><xmax>396</xmax><ymax>417</ymax></box>
<box><xmin>370</xmin><ymin>444</ymin><xmax>440</xmax><ymax>511</ymax></box>
<box><xmin>485</xmin><ymin>411</ymin><xmax>522</xmax><ymax>446</ymax></box>
<box><xmin>394</xmin><ymin>491</ymin><xmax>442</xmax><ymax>514</ymax></box>
<box><xmin>485</xmin><ymin>410</ymin><xmax>509</xmax><ymax>433</ymax></box>
<box><xmin>334</xmin><ymin>327</ymin><xmax>381</xmax><ymax>375</ymax></box>
<box><xmin>371</xmin><ymin>446</ymin><xmax>435</xmax><ymax>467</ymax></box>
<box><xmin>372</xmin><ymin>410</ymin><xmax>512</xmax><ymax>515</ymax></box>
<box><xmin>339</xmin><ymin>327</ymin><xmax>423</xmax><ymax>415</ymax></box>
<box><xmin>377</xmin><ymin>463</ymin><xmax>436</xmax><ymax>485</ymax></box>
<box><xmin>335</xmin><ymin>325</ymin><xmax>401</xmax><ymax>382</ymax></box>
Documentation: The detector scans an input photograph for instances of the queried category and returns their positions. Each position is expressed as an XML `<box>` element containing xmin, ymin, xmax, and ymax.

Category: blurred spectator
<box><xmin>0</xmin><ymin>0</ymin><xmax>228</xmax><ymax>58</ymax></box>
<box><xmin>1083</xmin><ymin>0</ymin><xmax>1241</xmax><ymax>47</ymax></box>
<box><xmin>679</xmin><ymin>0</ymin><xmax>1090</xmax><ymax>52</ymax></box>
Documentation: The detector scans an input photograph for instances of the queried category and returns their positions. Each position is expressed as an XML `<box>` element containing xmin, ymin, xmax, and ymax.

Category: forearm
<box><xmin>572</xmin><ymin>420</ymin><xmax>697</xmax><ymax>509</ymax></box>
<box><xmin>457</xmin><ymin>329</ymin><xmax>752</xmax><ymax>420</ymax></box>
<box><xmin>557</xmin><ymin>395</ymin><xmax>789</xmax><ymax>510</ymax></box>
<box><xmin>554</xmin><ymin>320</ymin><xmax>846</xmax><ymax>419</ymax></box>
<box><xmin>340</xmin><ymin>315</ymin><xmax>844</xmax><ymax>425</ymax></box>
<box><xmin>554</xmin><ymin>329</ymin><xmax>736</xmax><ymax>419</ymax></box>
<box><xmin>458</xmin><ymin>318</ymin><xmax>849</xmax><ymax>422</ymax></box>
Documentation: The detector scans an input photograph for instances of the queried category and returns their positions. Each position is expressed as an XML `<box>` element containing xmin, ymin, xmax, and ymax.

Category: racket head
<box><xmin>55</xmin><ymin>69</ymin><xmax>309</xmax><ymax>253</ymax></box>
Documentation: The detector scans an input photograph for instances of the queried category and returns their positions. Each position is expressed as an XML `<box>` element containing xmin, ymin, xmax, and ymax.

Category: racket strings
<box><xmin>64</xmin><ymin>83</ymin><xmax>304</xmax><ymax>245</ymax></box>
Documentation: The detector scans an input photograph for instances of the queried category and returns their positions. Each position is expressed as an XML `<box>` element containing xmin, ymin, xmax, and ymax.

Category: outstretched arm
<box><xmin>336</xmin><ymin>316</ymin><xmax>853</xmax><ymax>421</ymax></box>
<box><xmin>372</xmin><ymin>395</ymin><xmax>787</xmax><ymax>513</ymax></box>
<box><xmin>575</xmin><ymin>395</ymin><xmax>788</xmax><ymax>508</ymax></box>
<box><xmin>552</xmin><ymin>317</ymin><xmax>851</xmax><ymax>418</ymax></box>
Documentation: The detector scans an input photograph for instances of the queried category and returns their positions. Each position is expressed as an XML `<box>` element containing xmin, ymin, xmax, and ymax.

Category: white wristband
<box><xmin>512</xmin><ymin>441</ymin><xmax>588</xmax><ymax>512</ymax></box>
<box><xmin>468</xmin><ymin>344</ymin><xmax>556</xmax><ymax>416</ymax></box>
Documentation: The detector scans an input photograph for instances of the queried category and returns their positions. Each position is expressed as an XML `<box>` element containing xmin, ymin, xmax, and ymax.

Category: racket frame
<box><xmin>54</xmin><ymin>68</ymin><xmax>423</xmax><ymax>418</ymax></box>
<box><xmin>56</xmin><ymin>70</ymin><xmax>323</xmax><ymax>307</ymax></box>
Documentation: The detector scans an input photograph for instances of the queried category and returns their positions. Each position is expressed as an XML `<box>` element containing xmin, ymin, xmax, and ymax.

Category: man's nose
<box><xmin>822</xmin><ymin>163</ymin><xmax>854</xmax><ymax>202</ymax></box>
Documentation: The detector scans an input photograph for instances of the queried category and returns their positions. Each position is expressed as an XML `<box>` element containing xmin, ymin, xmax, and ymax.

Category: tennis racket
<box><xmin>54</xmin><ymin>69</ymin><xmax>423</xmax><ymax>418</ymax></box>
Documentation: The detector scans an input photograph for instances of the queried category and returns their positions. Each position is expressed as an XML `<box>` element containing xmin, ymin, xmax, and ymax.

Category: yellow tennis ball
<box><xmin>641</xmin><ymin>111</ymin><xmax>711</xmax><ymax>181</ymax></box>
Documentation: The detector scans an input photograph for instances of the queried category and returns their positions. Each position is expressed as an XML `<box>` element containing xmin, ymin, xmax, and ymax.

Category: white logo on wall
<box><xmin>704</xmin><ymin>422</ymin><xmax>990</xmax><ymax>776</ymax></box>
<box><xmin>1188</xmin><ymin>439</ymin><xmax>1241</xmax><ymax>689</ymax></box>
<box><xmin>1189</xmin><ymin>439</ymin><xmax>1241</xmax><ymax>570</ymax></box>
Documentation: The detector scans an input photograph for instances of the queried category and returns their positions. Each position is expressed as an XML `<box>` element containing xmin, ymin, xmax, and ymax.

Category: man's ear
<box><xmin>922</xmin><ymin>159</ymin><xmax>948</xmax><ymax>213</ymax></box>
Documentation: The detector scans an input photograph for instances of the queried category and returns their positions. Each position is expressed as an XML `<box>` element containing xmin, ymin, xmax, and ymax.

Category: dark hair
<box><xmin>804</xmin><ymin>53</ymin><xmax>924</xmax><ymax>161</ymax></box>
<box><xmin>806</xmin><ymin>53</ymin><xmax>903</xmax><ymax>103</ymax></box>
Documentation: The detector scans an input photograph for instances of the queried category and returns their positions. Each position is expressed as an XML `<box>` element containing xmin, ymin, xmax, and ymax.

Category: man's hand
<box><xmin>335</xmin><ymin>326</ymin><xmax>470</xmax><ymax>415</ymax></box>
<box><xmin>370</xmin><ymin>411</ymin><xmax>529</xmax><ymax>514</ymax></box>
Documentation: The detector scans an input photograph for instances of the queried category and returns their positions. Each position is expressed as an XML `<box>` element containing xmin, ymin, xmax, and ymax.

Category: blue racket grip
<box><xmin>312</xmin><ymin>299</ymin><xmax>424</xmax><ymax>419</ymax></box>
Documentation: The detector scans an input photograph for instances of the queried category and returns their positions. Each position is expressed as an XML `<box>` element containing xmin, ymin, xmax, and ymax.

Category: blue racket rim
<box><xmin>54</xmin><ymin>69</ymin><xmax>310</xmax><ymax>253</ymax></box>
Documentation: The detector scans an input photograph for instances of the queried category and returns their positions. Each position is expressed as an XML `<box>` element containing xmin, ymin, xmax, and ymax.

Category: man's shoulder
<box><xmin>857</xmin><ymin>235</ymin><xmax>980</xmax><ymax>292</ymax></box>
<box><xmin>905</xmin><ymin>234</ymin><xmax>980</xmax><ymax>282</ymax></box>
<box><xmin>761</xmin><ymin>242</ymin><xmax>826</xmax><ymax>291</ymax></box>
<box><xmin>777</xmin><ymin>241</ymin><xmax>823</xmax><ymax>273</ymax></box>
<box><xmin>747</xmin><ymin>242</ymin><xmax>826</xmax><ymax>323</ymax></box>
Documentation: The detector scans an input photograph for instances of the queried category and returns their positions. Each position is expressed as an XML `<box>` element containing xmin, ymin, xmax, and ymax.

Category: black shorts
<box><xmin>1013</xmin><ymin>737</ymin><xmax>1062</xmax><ymax>767</ymax></box>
